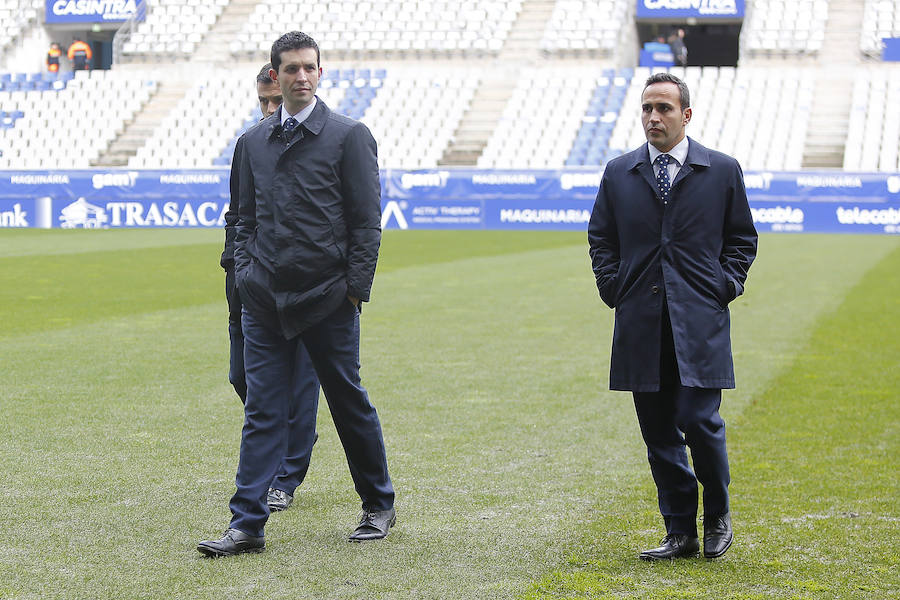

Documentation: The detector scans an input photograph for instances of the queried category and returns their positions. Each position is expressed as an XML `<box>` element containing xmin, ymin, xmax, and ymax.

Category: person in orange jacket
<box><xmin>67</xmin><ymin>39</ymin><xmax>92</xmax><ymax>71</ymax></box>
<box><xmin>46</xmin><ymin>43</ymin><xmax>62</xmax><ymax>73</ymax></box>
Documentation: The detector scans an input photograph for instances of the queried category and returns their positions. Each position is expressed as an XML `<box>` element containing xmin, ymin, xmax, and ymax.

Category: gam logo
<box><xmin>92</xmin><ymin>171</ymin><xmax>139</xmax><ymax>190</ymax></box>
<box><xmin>399</xmin><ymin>171</ymin><xmax>449</xmax><ymax>189</ymax></box>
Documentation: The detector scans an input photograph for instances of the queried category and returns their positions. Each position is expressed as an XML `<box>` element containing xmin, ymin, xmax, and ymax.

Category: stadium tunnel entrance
<box><xmin>637</xmin><ymin>23</ymin><xmax>742</xmax><ymax>67</ymax></box>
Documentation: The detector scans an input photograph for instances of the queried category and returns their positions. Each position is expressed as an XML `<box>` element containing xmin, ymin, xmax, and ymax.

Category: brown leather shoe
<box><xmin>639</xmin><ymin>534</ymin><xmax>700</xmax><ymax>561</ymax></box>
<box><xmin>703</xmin><ymin>512</ymin><xmax>733</xmax><ymax>558</ymax></box>
<box><xmin>197</xmin><ymin>528</ymin><xmax>265</xmax><ymax>557</ymax></box>
<box><xmin>348</xmin><ymin>508</ymin><xmax>396</xmax><ymax>541</ymax></box>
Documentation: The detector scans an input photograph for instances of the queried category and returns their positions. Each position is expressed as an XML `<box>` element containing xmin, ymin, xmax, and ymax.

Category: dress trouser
<box><xmin>229</xmin><ymin>299</ymin><xmax>394</xmax><ymax>537</ymax></box>
<box><xmin>225</xmin><ymin>267</ymin><xmax>320</xmax><ymax>497</ymax></box>
<box><xmin>631</xmin><ymin>305</ymin><xmax>730</xmax><ymax>537</ymax></box>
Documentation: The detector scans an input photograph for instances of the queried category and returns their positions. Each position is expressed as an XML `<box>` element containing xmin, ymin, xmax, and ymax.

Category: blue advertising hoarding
<box><xmin>635</xmin><ymin>0</ymin><xmax>745</xmax><ymax>19</ymax></box>
<box><xmin>0</xmin><ymin>169</ymin><xmax>898</xmax><ymax>234</ymax></box>
<box><xmin>0</xmin><ymin>170</ymin><xmax>228</xmax><ymax>228</ymax></box>
<box><xmin>45</xmin><ymin>0</ymin><xmax>145</xmax><ymax>24</ymax></box>
<box><xmin>883</xmin><ymin>38</ymin><xmax>900</xmax><ymax>62</ymax></box>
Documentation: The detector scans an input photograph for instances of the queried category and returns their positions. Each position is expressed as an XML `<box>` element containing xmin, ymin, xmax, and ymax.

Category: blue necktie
<box><xmin>283</xmin><ymin>117</ymin><xmax>299</xmax><ymax>140</ymax></box>
<box><xmin>655</xmin><ymin>153</ymin><xmax>671</xmax><ymax>203</ymax></box>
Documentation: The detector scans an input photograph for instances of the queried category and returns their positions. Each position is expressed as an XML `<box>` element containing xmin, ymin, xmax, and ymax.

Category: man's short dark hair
<box><xmin>257</xmin><ymin>62</ymin><xmax>274</xmax><ymax>85</ymax></box>
<box><xmin>271</xmin><ymin>31</ymin><xmax>320</xmax><ymax>73</ymax></box>
<box><xmin>644</xmin><ymin>72</ymin><xmax>691</xmax><ymax>110</ymax></box>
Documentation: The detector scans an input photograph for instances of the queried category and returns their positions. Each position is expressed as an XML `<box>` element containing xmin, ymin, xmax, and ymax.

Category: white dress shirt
<box><xmin>281</xmin><ymin>96</ymin><xmax>317</xmax><ymax>128</ymax></box>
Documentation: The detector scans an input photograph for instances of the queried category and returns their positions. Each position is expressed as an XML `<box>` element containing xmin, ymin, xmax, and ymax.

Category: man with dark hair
<box><xmin>199</xmin><ymin>32</ymin><xmax>394</xmax><ymax>557</ymax></box>
<box><xmin>219</xmin><ymin>62</ymin><xmax>318</xmax><ymax>516</ymax></box>
<box><xmin>254</xmin><ymin>63</ymin><xmax>282</xmax><ymax>119</ymax></box>
<box><xmin>588</xmin><ymin>72</ymin><xmax>757</xmax><ymax>561</ymax></box>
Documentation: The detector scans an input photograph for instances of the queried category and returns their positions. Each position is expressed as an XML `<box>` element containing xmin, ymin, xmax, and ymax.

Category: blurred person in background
<box><xmin>46</xmin><ymin>43</ymin><xmax>61</xmax><ymax>73</ymax></box>
<box><xmin>667</xmin><ymin>29</ymin><xmax>688</xmax><ymax>67</ymax></box>
<box><xmin>67</xmin><ymin>39</ymin><xmax>92</xmax><ymax>71</ymax></box>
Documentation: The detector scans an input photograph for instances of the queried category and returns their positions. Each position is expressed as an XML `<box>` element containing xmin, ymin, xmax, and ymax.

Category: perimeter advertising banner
<box><xmin>0</xmin><ymin>170</ymin><xmax>228</xmax><ymax>228</ymax></box>
<box><xmin>635</xmin><ymin>0</ymin><xmax>745</xmax><ymax>19</ymax></box>
<box><xmin>45</xmin><ymin>0</ymin><xmax>145</xmax><ymax>24</ymax></box>
<box><xmin>0</xmin><ymin>169</ymin><xmax>898</xmax><ymax>234</ymax></box>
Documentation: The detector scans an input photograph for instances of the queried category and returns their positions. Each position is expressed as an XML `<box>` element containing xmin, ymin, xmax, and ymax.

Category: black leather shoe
<box><xmin>639</xmin><ymin>534</ymin><xmax>700</xmax><ymax>561</ymax></box>
<box><xmin>703</xmin><ymin>512</ymin><xmax>733</xmax><ymax>558</ymax></box>
<box><xmin>348</xmin><ymin>507</ymin><xmax>396</xmax><ymax>541</ymax></box>
<box><xmin>197</xmin><ymin>528</ymin><xmax>265</xmax><ymax>557</ymax></box>
<box><xmin>267</xmin><ymin>488</ymin><xmax>293</xmax><ymax>511</ymax></box>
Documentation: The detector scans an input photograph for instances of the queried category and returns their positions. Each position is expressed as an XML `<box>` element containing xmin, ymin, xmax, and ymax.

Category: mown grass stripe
<box><xmin>0</xmin><ymin>232</ymin><xmax>896</xmax><ymax>600</ymax></box>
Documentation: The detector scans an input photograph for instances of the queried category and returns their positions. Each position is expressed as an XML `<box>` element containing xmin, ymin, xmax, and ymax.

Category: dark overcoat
<box><xmin>588</xmin><ymin>138</ymin><xmax>757</xmax><ymax>392</ymax></box>
<box><xmin>233</xmin><ymin>99</ymin><xmax>382</xmax><ymax>339</ymax></box>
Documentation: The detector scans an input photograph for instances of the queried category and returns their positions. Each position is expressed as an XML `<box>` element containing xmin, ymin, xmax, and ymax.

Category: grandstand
<box><xmin>1</xmin><ymin>0</ymin><xmax>899</xmax><ymax>172</ymax></box>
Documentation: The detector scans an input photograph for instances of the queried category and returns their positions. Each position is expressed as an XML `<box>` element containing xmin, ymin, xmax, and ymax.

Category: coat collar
<box><xmin>267</xmin><ymin>96</ymin><xmax>329</xmax><ymax>141</ymax></box>
<box><xmin>628</xmin><ymin>137</ymin><xmax>711</xmax><ymax>195</ymax></box>
<box><xmin>627</xmin><ymin>137</ymin><xmax>710</xmax><ymax>171</ymax></box>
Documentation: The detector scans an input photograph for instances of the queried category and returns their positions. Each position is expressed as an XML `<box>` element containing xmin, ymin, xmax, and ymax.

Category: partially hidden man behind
<box><xmin>67</xmin><ymin>38</ymin><xmax>91</xmax><ymax>71</ymax></box>
<box><xmin>588</xmin><ymin>73</ymin><xmax>757</xmax><ymax>561</ymax></box>
<box><xmin>199</xmin><ymin>31</ymin><xmax>395</xmax><ymax>557</ymax></box>
<box><xmin>219</xmin><ymin>62</ymin><xmax>319</xmax><ymax>515</ymax></box>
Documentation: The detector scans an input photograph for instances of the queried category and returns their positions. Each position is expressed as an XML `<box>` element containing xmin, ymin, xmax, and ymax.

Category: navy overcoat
<box><xmin>588</xmin><ymin>138</ymin><xmax>757</xmax><ymax>391</ymax></box>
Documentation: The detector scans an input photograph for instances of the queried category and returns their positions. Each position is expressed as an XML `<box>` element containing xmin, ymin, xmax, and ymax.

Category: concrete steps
<box><xmin>439</xmin><ymin>0</ymin><xmax>557</xmax><ymax>165</ymax></box>
<box><xmin>191</xmin><ymin>0</ymin><xmax>262</xmax><ymax>65</ymax></box>
<box><xmin>499</xmin><ymin>0</ymin><xmax>556</xmax><ymax>62</ymax></box>
<box><xmin>801</xmin><ymin>0</ymin><xmax>863</xmax><ymax>169</ymax></box>
<box><xmin>92</xmin><ymin>82</ymin><xmax>186</xmax><ymax>167</ymax></box>
<box><xmin>438</xmin><ymin>74</ymin><xmax>516</xmax><ymax>166</ymax></box>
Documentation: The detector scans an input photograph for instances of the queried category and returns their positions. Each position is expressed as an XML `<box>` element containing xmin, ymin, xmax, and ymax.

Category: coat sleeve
<box><xmin>719</xmin><ymin>160</ymin><xmax>758</xmax><ymax>300</ymax></box>
<box><xmin>340</xmin><ymin>122</ymin><xmax>382</xmax><ymax>302</ymax></box>
<box><xmin>220</xmin><ymin>136</ymin><xmax>244</xmax><ymax>270</ymax></box>
<box><xmin>233</xmin><ymin>135</ymin><xmax>256</xmax><ymax>280</ymax></box>
<box><xmin>587</xmin><ymin>172</ymin><xmax>621</xmax><ymax>308</ymax></box>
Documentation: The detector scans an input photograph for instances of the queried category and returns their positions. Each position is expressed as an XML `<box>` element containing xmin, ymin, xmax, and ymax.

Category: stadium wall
<box><xmin>1</xmin><ymin>169</ymin><xmax>899</xmax><ymax>234</ymax></box>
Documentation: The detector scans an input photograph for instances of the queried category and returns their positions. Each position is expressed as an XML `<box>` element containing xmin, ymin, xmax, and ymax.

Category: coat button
<box><xmin>651</xmin><ymin>285</ymin><xmax>659</xmax><ymax>294</ymax></box>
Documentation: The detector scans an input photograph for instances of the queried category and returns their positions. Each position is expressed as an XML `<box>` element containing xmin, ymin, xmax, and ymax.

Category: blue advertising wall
<box><xmin>884</xmin><ymin>38</ymin><xmax>900</xmax><ymax>62</ymax></box>
<box><xmin>635</xmin><ymin>0</ymin><xmax>745</xmax><ymax>19</ymax></box>
<box><xmin>1</xmin><ymin>169</ymin><xmax>899</xmax><ymax>234</ymax></box>
<box><xmin>45</xmin><ymin>0</ymin><xmax>145</xmax><ymax>23</ymax></box>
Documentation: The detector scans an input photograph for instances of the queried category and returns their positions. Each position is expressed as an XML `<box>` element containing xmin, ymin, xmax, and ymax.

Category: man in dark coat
<box><xmin>199</xmin><ymin>31</ymin><xmax>395</xmax><ymax>557</ymax></box>
<box><xmin>588</xmin><ymin>72</ymin><xmax>757</xmax><ymax>561</ymax></box>
<box><xmin>220</xmin><ymin>63</ymin><xmax>318</xmax><ymax>514</ymax></box>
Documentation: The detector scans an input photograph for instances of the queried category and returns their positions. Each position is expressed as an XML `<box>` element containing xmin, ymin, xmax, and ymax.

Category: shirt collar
<box><xmin>280</xmin><ymin>96</ymin><xmax>317</xmax><ymax>128</ymax></box>
<box><xmin>648</xmin><ymin>136</ymin><xmax>689</xmax><ymax>167</ymax></box>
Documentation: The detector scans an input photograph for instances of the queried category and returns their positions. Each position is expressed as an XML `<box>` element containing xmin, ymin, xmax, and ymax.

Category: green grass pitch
<box><xmin>0</xmin><ymin>229</ymin><xmax>897</xmax><ymax>599</ymax></box>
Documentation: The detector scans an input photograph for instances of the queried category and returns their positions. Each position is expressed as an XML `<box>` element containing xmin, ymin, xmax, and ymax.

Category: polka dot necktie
<box><xmin>283</xmin><ymin>117</ymin><xmax>299</xmax><ymax>141</ymax></box>
<box><xmin>655</xmin><ymin>153</ymin><xmax>672</xmax><ymax>203</ymax></box>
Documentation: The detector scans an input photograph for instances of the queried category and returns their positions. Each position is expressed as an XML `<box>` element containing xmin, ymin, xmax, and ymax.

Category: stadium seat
<box><xmin>230</xmin><ymin>0</ymin><xmax>522</xmax><ymax>58</ymax></box>
<box><xmin>743</xmin><ymin>0</ymin><xmax>830</xmax><ymax>57</ymax></box>
<box><xmin>120</xmin><ymin>0</ymin><xmax>227</xmax><ymax>59</ymax></box>
<box><xmin>844</xmin><ymin>66</ymin><xmax>900</xmax><ymax>172</ymax></box>
<box><xmin>861</xmin><ymin>0</ymin><xmax>900</xmax><ymax>57</ymax></box>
